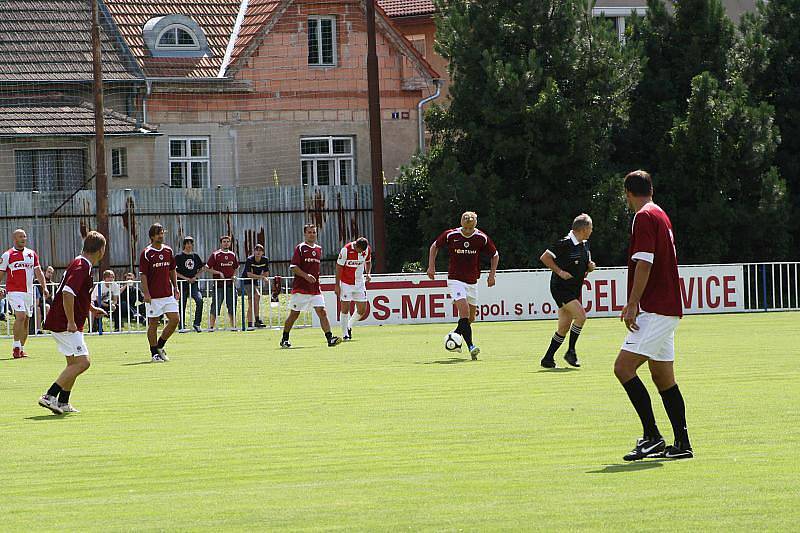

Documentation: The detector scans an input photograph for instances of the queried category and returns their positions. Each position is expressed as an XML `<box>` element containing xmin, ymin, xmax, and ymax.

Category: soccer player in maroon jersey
<box><xmin>206</xmin><ymin>236</ymin><xmax>239</xmax><ymax>330</ymax></box>
<box><xmin>38</xmin><ymin>231</ymin><xmax>107</xmax><ymax>415</ymax></box>
<box><xmin>140</xmin><ymin>223</ymin><xmax>180</xmax><ymax>363</ymax></box>
<box><xmin>280</xmin><ymin>224</ymin><xmax>341</xmax><ymax>348</ymax></box>
<box><xmin>613</xmin><ymin>171</ymin><xmax>692</xmax><ymax>461</ymax></box>
<box><xmin>427</xmin><ymin>211</ymin><xmax>499</xmax><ymax>360</ymax></box>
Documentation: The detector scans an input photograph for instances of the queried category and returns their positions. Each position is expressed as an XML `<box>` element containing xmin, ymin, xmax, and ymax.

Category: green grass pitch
<box><xmin>3</xmin><ymin>313</ymin><xmax>798</xmax><ymax>530</ymax></box>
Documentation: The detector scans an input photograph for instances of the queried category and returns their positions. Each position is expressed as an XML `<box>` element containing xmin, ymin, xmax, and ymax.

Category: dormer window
<box><xmin>158</xmin><ymin>26</ymin><xmax>199</xmax><ymax>49</ymax></box>
<box><xmin>143</xmin><ymin>15</ymin><xmax>210</xmax><ymax>58</ymax></box>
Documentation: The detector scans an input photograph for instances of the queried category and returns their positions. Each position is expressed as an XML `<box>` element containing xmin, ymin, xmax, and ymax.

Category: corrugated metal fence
<box><xmin>0</xmin><ymin>184</ymin><xmax>400</xmax><ymax>276</ymax></box>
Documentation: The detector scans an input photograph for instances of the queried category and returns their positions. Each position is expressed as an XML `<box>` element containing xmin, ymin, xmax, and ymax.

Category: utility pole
<box><xmin>92</xmin><ymin>0</ymin><xmax>110</xmax><ymax>269</ymax></box>
<box><xmin>366</xmin><ymin>0</ymin><xmax>386</xmax><ymax>273</ymax></box>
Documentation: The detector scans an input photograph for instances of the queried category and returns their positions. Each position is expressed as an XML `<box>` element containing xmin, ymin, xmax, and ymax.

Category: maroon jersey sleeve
<box><xmin>290</xmin><ymin>246</ymin><xmax>302</xmax><ymax>268</ymax></box>
<box><xmin>631</xmin><ymin>212</ymin><xmax>657</xmax><ymax>263</ymax></box>
<box><xmin>433</xmin><ymin>230</ymin><xmax>449</xmax><ymax>248</ymax></box>
<box><xmin>207</xmin><ymin>253</ymin><xmax>217</xmax><ymax>270</ymax></box>
<box><xmin>483</xmin><ymin>235</ymin><xmax>498</xmax><ymax>257</ymax></box>
<box><xmin>64</xmin><ymin>261</ymin><xmax>89</xmax><ymax>295</ymax></box>
<box><xmin>139</xmin><ymin>249</ymin><xmax>151</xmax><ymax>277</ymax></box>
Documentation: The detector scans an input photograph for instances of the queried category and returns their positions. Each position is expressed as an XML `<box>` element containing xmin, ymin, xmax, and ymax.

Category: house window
<box><xmin>111</xmin><ymin>148</ymin><xmax>128</xmax><ymax>177</ymax></box>
<box><xmin>300</xmin><ymin>136</ymin><xmax>354</xmax><ymax>186</ymax></box>
<box><xmin>407</xmin><ymin>35</ymin><xmax>427</xmax><ymax>57</ymax></box>
<box><xmin>157</xmin><ymin>25</ymin><xmax>200</xmax><ymax>50</ymax></box>
<box><xmin>15</xmin><ymin>149</ymin><xmax>85</xmax><ymax>192</ymax></box>
<box><xmin>169</xmin><ymin>138</ymin><xmax>210</xmax><ymax>188</ymax></box>
<box><xmin>308</xmin><ymin>16</ymin><xmax>337</xmax><ymax>66</ymax></box>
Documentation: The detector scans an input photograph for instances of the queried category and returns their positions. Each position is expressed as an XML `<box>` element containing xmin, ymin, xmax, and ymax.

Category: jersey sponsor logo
<box><xmin>454</xmin><ymin>248</ymin><xmax>478</xmax><ymax>255</ymax></box>
<box><xmin>150</xmin><ymin>261</ymin><xmax>171</xmax><ymax>268</ymax></box>
<box><xmin>305</xmin><ymin>257</ymin><xmax>321</xmax><ymax>264</ymax></box>
<box><xmin>219</xmin><ymin>261</ymin><xmax>235</xmax><ymax>267</ymax></box>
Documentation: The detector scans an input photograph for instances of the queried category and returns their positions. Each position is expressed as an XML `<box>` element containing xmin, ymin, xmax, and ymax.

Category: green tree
<box><xmin>420</xmin><ymin>0</ymin><xmax>640</xmax><ymax>268</ymax></box>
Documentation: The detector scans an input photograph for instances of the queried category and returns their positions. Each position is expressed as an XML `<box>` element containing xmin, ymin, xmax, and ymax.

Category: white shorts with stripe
<box><xmin>621</xmin><ymin>311</ymin><xmax>680</xmax><ymax>362</ymax></box>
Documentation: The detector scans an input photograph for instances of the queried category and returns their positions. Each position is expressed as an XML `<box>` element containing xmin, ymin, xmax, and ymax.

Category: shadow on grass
<box><xmin>0</xmin><ymin>357</ymin><xmax>20</xmax><ymax>361</ymax></box>
<box><xmin>121</xmin><ymin>361</ymin><xmax>156</xmax><ymax>366</ymax></box>
<box><xmin>586</xmin><ymin>460</ymin><xmax>667</xmax><ymax>474</ymax></box>
<box><xmin>25</xmin><ymin>414</ymin><xmax>69</xmax><ymax>421</ymax></box>
<box><xmin>418</xmin><ymin>357</ymin><xmax>472</xmax><ymax>365</ymax></box>
<box><xmin>534</xmin><ymin>367</ymin><xmax>578</xmax><ymax>373</ymax></box>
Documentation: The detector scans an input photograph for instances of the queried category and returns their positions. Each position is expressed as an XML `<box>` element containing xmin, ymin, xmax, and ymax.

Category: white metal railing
<box><xmin>0</xmin><ymin>277</ymin><xmax>312</xmax><ymax>338</ymax></box>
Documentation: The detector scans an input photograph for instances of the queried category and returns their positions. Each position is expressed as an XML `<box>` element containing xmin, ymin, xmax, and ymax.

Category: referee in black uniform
<box><xmin>539</xmin><ymin>214</ymin><xmax>595</xmax><ymax>368</ymax></box>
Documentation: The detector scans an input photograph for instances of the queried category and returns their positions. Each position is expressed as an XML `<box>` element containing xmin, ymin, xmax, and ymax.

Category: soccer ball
<box><xmin>444</xmin><ymin>332</ymin><xmax>463</xmax><ymax>352</ymax></box>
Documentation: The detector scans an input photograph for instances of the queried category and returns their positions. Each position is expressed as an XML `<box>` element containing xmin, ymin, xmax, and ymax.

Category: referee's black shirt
<box><xmin>545</xmin><ymin>231</ymin><xmax>591</xmax><ymax>289</ymax></box>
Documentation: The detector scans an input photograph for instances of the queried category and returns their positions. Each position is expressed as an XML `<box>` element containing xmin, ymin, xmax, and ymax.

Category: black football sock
<box><xmin>568</xmin><ymin>324</ymin><xmax>582</xmax><ymax>351</ymax></box>
<box><xmin>150</xmin><ymin>346</ymin><xmax>159</xmax><ymax>356</ymax></box>
<box><xmin>660</xmin><ymin>384</ymin><xmax>690</xmax><ymax>447</ymax></box>
<box><xmin>325</xmin><ymin>331</ymin><xmax>333</xmax><ymax>341</ymax></box>
<box><xmin>456</xmin><ymin>318</ymin><xmax>473</xmax><ymax>347</ymax></box>
<box><xmin>46</xmin><ymin>382</ymin><xmax>63</xmax><ymax>397</ymax></box>
<box><xmin>58</xmin><ymin>389</ymin><xmax>71</xmax><ymax>404</ymax></box>
<box><xmin>157</xmin><ymin>338</ymin><xmax>167</xmax><ymax>349</ymax></box>
<box><xmin>282</xmin><ymin>331</ymin><xmax>290</xmax><ymax>342</ymax></box>
<box><xmin>622</xmin><ymin>376</ymin><xmax>661</xmax><ymax>439</ymax></box>
<box><xmin>543</xmin><ymin>332</ymin><xmax>565</xmax><ymax>360</ymax></box>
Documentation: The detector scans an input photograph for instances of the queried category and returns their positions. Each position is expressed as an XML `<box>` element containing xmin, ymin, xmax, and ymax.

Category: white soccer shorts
<box><xmin>7</xmin><ymin>291</ymin><xmax>34</xmax><ymax>316</ymax></box>
<box><xmin>145</xmin><ymin>296</ymin><xmax>180</xmax><ymax>318</ymax></box>
<box><xmin>447</xmin><ymin>279</ymin><xmax>478</xmax><ymax>306</ymax></box>
<box><xmin>339</xmin><ymin>282</ymin><xmax>367</xmax><ymax>302</ymax></box>
<box><xmin>290</xmin><ymin>293</ymin><xmax>326</xmax><ymax>311</ymax></box>
<box><xmin>52</xmin><ymin>331</ymin><xmax>89</xmax><ymax>357</ymax></box>
<box><xmin>621</xmin><ymin>311</ymin><xmax>680</xmax><ymax>362</ymax></box>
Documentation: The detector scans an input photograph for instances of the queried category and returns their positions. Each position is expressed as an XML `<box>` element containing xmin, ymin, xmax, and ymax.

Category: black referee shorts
<box><xmin>550</xmin><ymin>280</ymin><xmax>581</xmax><ymax>309</ymax></box>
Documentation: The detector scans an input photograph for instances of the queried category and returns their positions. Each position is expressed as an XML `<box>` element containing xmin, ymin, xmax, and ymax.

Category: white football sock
<box><xmin>348</xmin><ymin>311</ymin><xmax>362</xmax><ymax>329</ymax></box>
<box><xmin>341</xmin><ymin>313</ymin><xmax>349</xmax><ymax>336</ymax></box>
<box><xmin>13</xmin><ymin>340</ymin><xmax>21</xmax><ymax>348</ymax></box>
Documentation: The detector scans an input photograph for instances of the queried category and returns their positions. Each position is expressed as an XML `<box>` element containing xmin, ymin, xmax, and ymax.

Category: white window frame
<box><xmin>300</xmin><ymin>136</ymin><xmax>355</xmax><ymax>186</ymax></box>
<box><xmin>111</xmin><ymin>147</ymin><xmax>128</xmax><ymax>177</ymax></box>
<box><xmin>406</xmin><ymin>34</ymin><xmax>427</xmax><ymax>58</ymax></box>
<box><xmin>169</xmin><ymin>137</ymin><xmax>211</xmax><ymax>189</ymax></box>
<box><xmin>307</xmin><ymin>15</ymin><xmax>337</xmax><ymax>67</ymax></box>
<box><xmin>156</xmin><ymin>24</ymin><xmax>201</xmax><ymax>51</ymax></box>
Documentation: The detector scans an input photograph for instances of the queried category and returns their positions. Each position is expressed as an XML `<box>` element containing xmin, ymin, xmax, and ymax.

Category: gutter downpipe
<box><xmin>417</xmin><ymin>79</ymin><xmax>441</xmax><ymax>152</ymax></box>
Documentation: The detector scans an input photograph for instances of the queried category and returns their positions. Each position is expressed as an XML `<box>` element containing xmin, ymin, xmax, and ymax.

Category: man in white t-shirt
<box><xmin>91</xmin><ymin>269</ymin><xmax>121</xmax><ymax>331</ymax></box>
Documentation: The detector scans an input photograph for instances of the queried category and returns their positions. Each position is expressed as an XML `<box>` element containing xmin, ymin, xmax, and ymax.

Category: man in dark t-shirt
<box><xmin>240</xmin><ymin>244</ymin><xmax>270</xmax><ymax>329</ymax></box>
<box><xmin>539</xmin><ymin>213</ymin><xmax>595</xmax><ymax>369</ymax></box>
<box><xmin>175</xmin><ymin>236</ymin><xmax>206</xmax><ymax>332</ymax></box>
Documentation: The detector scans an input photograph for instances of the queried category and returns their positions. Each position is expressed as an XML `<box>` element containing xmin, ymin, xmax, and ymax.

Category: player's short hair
<box><xmin>83</xmin><ymin>231</ymin><xmax>106</xmax><ymax>253</ymax></box>
<box><xmin>461</xmin><ymin>211</ymin><xmax>477</xmax><ymax>220</ymax></box>
<box><xmin>254</xmin><ymin>244</ymin><xmax>265</xmax><ymax>252</ymax></box>
<box><xmin>572</xmin><ymin>214</ymin><xmax>593</xmax><ymax>231</ymax></box>
<box><xmin>125</xmin><ymin>272</ymin><xmax>135</xmax><ymax>279</ymax></box>
<box><xmin>220</xmin><ymin>235</ymin><xmax>231</xmax><ymax>242</ymax></box>
<box><xmin>303</xmin><ymin>224</ymin><xmax>317</xmax><ymax>233</ymax></box>
<box><xmin>12</xmin><ymin>228</ymin><xmax>26</xmax><ymax>237</ymax></box>
<box><xmin>624</xmin><ymin>170</ymin><xmax>653</xmax><ymax>197</ymax></box>
<box><xmin>148</xmin><ymin>223</ymin><xmax>164</xmax><ymax>239</ymax></box>
<box><xmin>355</xmin><ymin>237</ymin><xmax>369</xmax><ymax>251</ymax></box>
<box><xmin>182</xmin><ymin>236</ymin><xmax>194</xmax><ymax>246</ymax></box>
<box><xmin>103</xmin><ymin>269</ymin><xmax>114</xmax><ymax>279</ymax></box>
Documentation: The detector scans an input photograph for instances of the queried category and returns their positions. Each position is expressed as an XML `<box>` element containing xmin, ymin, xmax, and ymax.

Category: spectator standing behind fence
<box><xmin>241</xmin><ymin>244</ymin><xmax>270</xmax><ymax>329</ymax></box>
<box><xmin>175</xmin><ymin>236</ymin><xmax>206</xmax><ymax>333</ymax></box>
<box><xmin>91</xmin><ymin>270</ymin><xmax>120</xmax><ymax>332</ymax></box>
<box><xmin>0</xmin><ymin>229</ymin><xmax>49</xmax><ymax>359</ymax></box>
<box><xmin>119</xmin><ymin>272</ymin><xmax>145</xmax><ymax>326</ymax></box>
<box><xmin>206</xmin><ymin>235</ymin><xmax>238</xmax><ymax>330</ymax></box>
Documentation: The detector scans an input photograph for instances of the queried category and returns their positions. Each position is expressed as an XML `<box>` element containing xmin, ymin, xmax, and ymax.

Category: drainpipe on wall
<box><xmin>417</xmin><ymin>79</ymin><xmax>442</xmax><ymax>152</ymax></box>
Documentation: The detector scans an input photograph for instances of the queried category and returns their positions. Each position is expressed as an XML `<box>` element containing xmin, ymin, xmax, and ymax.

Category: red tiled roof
<box><xmin>0</xmin><ymin>98</ymin><xmax>158</xmax><ymax>137</ymax></box>
<box><xmin>0</xmin><ymin>0</ymin><xmax>141</xmax><ymax>81</ymax></box>
<box><xmin>228</xmin><ymin>0</ymin><xmax>283</xmax><ymax>67</ymax></box>
<box><xmin>377</xmin><ymin>0</ymin><xmax>437</xmax><ymax>18</ymax></box>
<box><xmin>103</xmin><ymin>0</ymin><xmax>242</xmax><ymax>78</ymax></box>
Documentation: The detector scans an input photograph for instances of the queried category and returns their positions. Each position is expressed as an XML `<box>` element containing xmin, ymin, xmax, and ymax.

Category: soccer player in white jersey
<box><xmin>335</xmin><ymin>237</ymin><xmax>371</xmax><ymax>340</ymax></box>
<box><xmin>0</xmin><ymin>229</ymin><xmax>49</xmax><ymax>359</ymax></box>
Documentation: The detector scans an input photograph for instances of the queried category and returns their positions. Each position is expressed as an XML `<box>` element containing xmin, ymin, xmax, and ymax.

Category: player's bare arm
<box><xmin>540</xmin><ymin>251</ymin><xmax>573</xmax><ymax>280</ymax></box>
<box><xmin>621</xmin><ymin>259</ymin><xmax>653</xmax><ymax>332</ymax></box>
<box><xmin>365</xmin><ymin>257</ymin><xmax>372</xmax><ymax>283</ymax></box>
<box><xmin>427</xmin><ymin>243</ymin><xmax>439</xmax><ymax>280</ymax></box>
<box><xmin>488</xmin><ymin>252</ymin><xmax>499</xmax><ymax>287</ymax></box>
<box><xmin>290</xmin><ymin>265</ymin><xmax>315</xmax><ymax>284</ymax></box>
<box><xmin>170</xmin><ymin>268</ymin><xmax>180</xmax><ymax>300</ymax></box>
<box><xmin>141</xmin><ymin>274</ymin><xmax>151</xmax><ymax>303</ymax></box>
<box><xmin>334</xmin><ymin>263</ymin><xmax>343</xmax><ymax>297</ymax></box>
<box><xmin>0</xmin><ymin>270</ymin><xmax>5</xmax><ymax>298</ymax></box>
<box><xmin>34</xmin><ymin>265</ymin><xmax>50</xmax><ymax>299</ymax></box>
